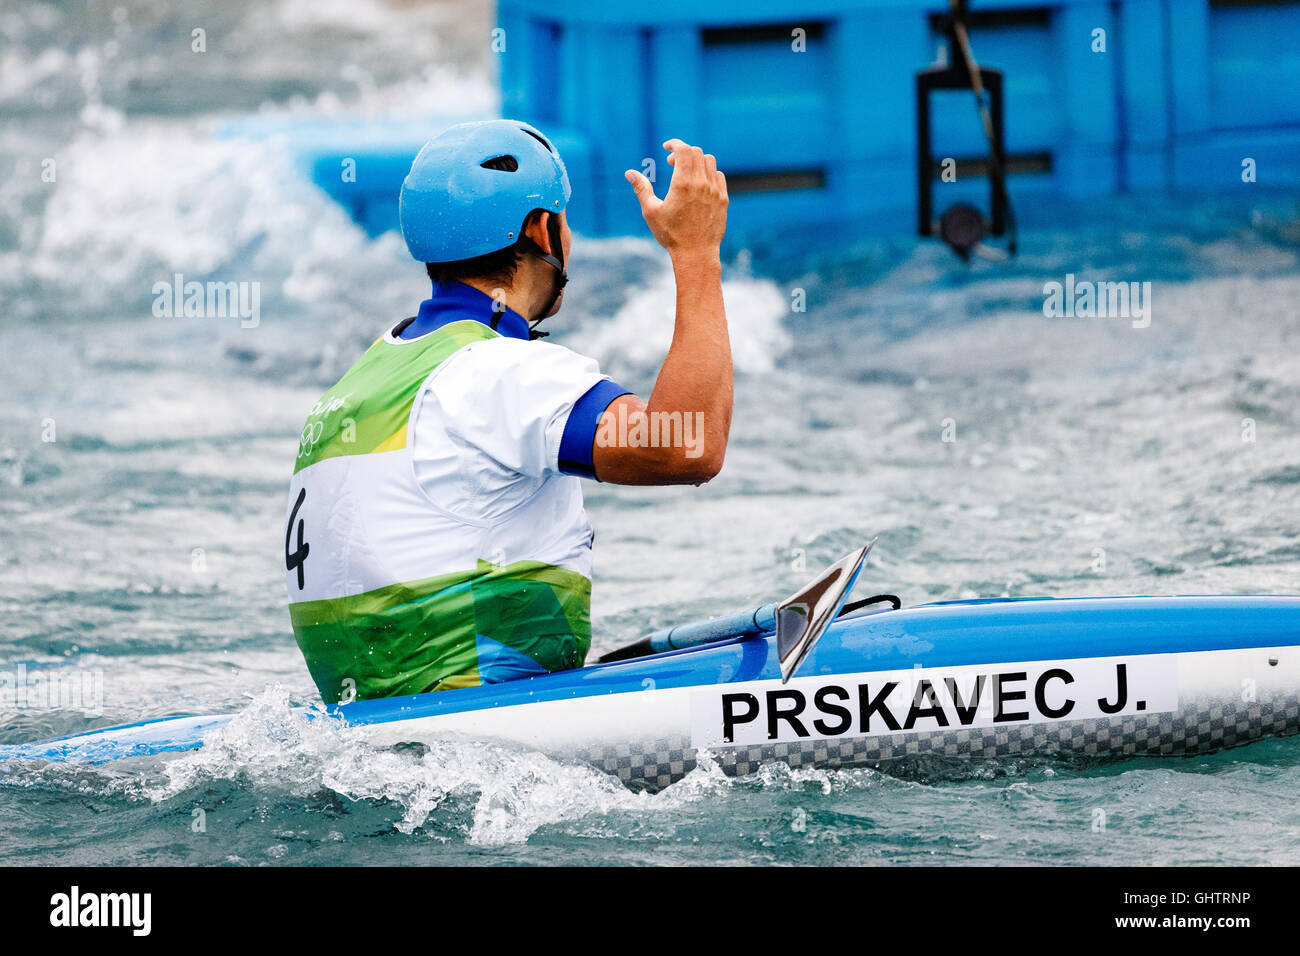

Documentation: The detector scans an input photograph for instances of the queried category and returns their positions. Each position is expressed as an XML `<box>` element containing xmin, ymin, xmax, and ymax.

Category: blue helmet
<box><xmin>399</xmin><ymin>119</ymin><xmax>571</xmax><ymax>263</ymax></box>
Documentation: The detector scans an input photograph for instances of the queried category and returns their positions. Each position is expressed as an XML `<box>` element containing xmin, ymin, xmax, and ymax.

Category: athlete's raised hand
<box><xmin>625</xmin><ymin>139</ymin><xmax>728</xmax><ymax>257</ymax></box>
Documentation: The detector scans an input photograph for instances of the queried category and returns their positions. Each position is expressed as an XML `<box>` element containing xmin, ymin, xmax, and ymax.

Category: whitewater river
<box><xmin>2</xmin><ymin>0</ymin><xmax>1299</xmax><ymax>864</ymax></box>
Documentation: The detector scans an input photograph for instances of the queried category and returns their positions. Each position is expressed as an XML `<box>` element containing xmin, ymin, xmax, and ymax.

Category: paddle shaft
<box><xmin>597</xmin><ymin>602</ymin><xmax>777</xmax><ymax>663</ymax></box>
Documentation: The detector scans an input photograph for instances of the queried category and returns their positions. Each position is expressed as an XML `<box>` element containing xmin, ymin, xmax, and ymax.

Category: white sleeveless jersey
<box><xmin>285</xmin><ymin>317</ymin><xmax>616</xmax><ymax>702</ymax></box>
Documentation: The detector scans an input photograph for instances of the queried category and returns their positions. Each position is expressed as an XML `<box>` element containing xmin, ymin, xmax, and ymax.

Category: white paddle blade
<box><xmin>776</xmin><ymin>543</ymin><xmax>872</xmax><ymax>683</ymax></box>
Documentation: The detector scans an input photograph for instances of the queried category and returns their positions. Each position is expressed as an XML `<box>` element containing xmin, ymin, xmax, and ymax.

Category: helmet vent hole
<box><xmin>520</xmin><ymin>128</ymin><xmax>555</xmax><ymax>154</ymax></box>
<box><xmin>480</xmin><ymin>155</ymin><xmax>519</xmax><ymax>172</ymax></box>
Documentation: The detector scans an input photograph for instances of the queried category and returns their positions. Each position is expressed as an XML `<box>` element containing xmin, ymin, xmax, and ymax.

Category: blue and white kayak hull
<box><xmin>5</xmin><ymin>596</ymin><xmax>1299</xmax><ymax>788</ymax></box>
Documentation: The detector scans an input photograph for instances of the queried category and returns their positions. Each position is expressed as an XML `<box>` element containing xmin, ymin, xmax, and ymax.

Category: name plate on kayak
<box><xmin>690</xmin><ymin>655</ymin><xmax>1179</xmax><ymax>749</ymax></box>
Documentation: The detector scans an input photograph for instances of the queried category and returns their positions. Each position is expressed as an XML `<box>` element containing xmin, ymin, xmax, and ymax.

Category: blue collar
<box><xmin>397</xmin><ymin>281</ymin><xmax>531</xmax><ymax>342</ymax></box>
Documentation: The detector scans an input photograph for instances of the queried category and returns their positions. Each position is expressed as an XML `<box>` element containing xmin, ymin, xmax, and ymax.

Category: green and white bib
<box><xmin>284</xmin><ymin>319</ymin><xmax>597</xmax><ymax>703</ymax></box>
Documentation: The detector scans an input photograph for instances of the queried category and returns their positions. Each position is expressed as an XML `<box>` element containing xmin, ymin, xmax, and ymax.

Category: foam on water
<box><xmin>0</xmin><ymin>0</ymin><xmax>496</xmax><ymax>329</ymax></box>
<box><xmin>578</xmin><ymin>260</ymin><xmax>792</xmax><ymax>378</ymax></box>
<box><xmin>0</xmin><ymin>686</ymin><xmax>790</xmax><ymax>849</ymax></box>
<box><xmin>5</xmin><ymin>119</ymin><xmax>407</xmax><ymax>323</ymax></box>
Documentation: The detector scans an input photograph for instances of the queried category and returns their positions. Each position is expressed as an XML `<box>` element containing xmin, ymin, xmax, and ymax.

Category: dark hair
<box><xmin>425</xmin><ymin>208</ymin><xmax>548</xmax><ymax>286</ymax></box>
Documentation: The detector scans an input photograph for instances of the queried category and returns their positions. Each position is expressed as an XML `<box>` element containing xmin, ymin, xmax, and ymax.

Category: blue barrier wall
<box><xmin>240</xmin><ymin>0</ymin><xmax>1300</xmax><ymax>244</ymax></box>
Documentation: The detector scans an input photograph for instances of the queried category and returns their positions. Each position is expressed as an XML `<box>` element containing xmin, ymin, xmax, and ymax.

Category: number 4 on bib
<box><xmin>285</xmin><ymin>487</ymin><xmax>310</xmax><ymax>590</ymax></box>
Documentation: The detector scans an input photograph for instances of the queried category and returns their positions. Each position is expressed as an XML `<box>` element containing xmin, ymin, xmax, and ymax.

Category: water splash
<box><xmin>139</xmin><ymin>686</ymin><xmax>741</xmax><ymax>846</ymax></box>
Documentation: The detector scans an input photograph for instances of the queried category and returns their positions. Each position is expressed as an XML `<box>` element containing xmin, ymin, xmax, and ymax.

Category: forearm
<box><xmin>593</xmin><ymin>137</ymin><xmax>731</xmax><ymax>485</ymax></box>
<box><xmin>646</xmin><ymin>250</ymin><xmax>733</xmax><ymax>463</ymax></box>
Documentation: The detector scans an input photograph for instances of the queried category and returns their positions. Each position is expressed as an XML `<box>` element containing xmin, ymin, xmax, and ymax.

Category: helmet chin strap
<box><xmin>518</xmin><ymin>234</ymin><xmax>567</xmax><ymax>340</ymax></box>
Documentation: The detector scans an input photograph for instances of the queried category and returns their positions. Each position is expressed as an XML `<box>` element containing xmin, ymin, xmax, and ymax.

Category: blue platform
<box><xmin>222</xmin><ymin>0</ymin><xmax>1300</xmax><ymax>244</ymax></box>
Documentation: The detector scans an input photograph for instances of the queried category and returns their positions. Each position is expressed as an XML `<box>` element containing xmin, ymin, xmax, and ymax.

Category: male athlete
<box><xmin>284</xmin><ymin>120</ymin><xmax>732</xmax><ymax>702</ymax></box>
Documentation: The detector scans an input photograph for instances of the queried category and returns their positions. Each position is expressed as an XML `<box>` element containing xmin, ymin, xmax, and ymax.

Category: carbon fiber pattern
<box><xmin>566</xmin><ymin>696</ymin><xmax>1300</xmax><ymax>790</ymax></box>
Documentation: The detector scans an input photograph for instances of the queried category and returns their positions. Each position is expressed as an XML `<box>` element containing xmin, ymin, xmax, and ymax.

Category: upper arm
<box><xmin>425</xmin><ymin>338</ymin><xmax>722</xmax><ymax>488</ymax></box>
<box><xmin>591</xmin><ymin>393</ymin><xmax>724</xmax><ymax>485</ymax></box>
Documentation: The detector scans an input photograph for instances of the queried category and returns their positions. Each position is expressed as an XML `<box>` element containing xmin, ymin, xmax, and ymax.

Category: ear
<box><xmin>524</xmin><ymin>211</ymin><xmax>552</xmax><ymax>254</ymax></box>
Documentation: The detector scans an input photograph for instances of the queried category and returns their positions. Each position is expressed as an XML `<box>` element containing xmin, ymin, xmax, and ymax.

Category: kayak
<box><xmin>6</xmin><ymin>594</ymin><xmax>1299</xmax><ymax>788</ymax></box>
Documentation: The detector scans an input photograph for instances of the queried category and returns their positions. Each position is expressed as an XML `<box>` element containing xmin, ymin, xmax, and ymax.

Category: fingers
<box><xmin>685</xmin><ymin>145</ymin><xmax>705</xmax><ymax>182</ymax></box>
<box><xmin>662</xmin><ymin>139</ymin><xmax>719</xmax><ymax>187</ymax></box>
<box><xmin>637</xmin><ymin>140</ymin><xmax>728</xmax><ymax>250</ymax></box>
<box><xmin>663</xmin><ymin>139</ymin><xmax>692</xmax><ymax>176</ymax></box>
<box><xmin>658</xmin><ymin>139</ymin><xmax>727</xmax><ymax>210</ymax></box>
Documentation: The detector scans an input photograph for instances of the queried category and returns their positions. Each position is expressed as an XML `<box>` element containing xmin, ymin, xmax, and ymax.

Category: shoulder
<box><xmin>452</xmin><ymin>336</ymin><xmax>598</xmax><ymax>368</ymax></box>
<box><xmin>431</xmin><ymin>337</ymin><xmax>603</xmax><ymax>391</ymax></box>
